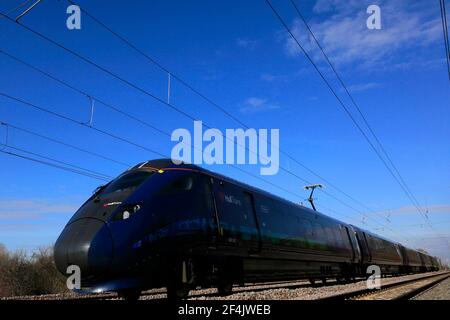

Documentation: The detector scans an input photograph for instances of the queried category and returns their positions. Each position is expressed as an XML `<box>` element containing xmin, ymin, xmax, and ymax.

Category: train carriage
<box><xmin>54</xmin><ymin>159</ymin><xmax>440</xmax><ymax>300</ymax></box>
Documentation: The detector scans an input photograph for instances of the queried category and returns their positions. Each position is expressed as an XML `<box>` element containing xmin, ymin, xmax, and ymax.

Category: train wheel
<box><xmin>167</xmin><ymin>283</ymin><xmax>190</xmax><ymax>301</ymax></box>
<box><xmin>217</xmin><ymin>282</ymin><xmax>233</xmax><ymax>296</ymax></box>
<box><xmin>118</xmin><ymin>289</ymin><xmax>141</xmax><ymax>301</ymax></box>
<box><xmin>166</xmin><ymin>259</ymin><xmax>192</xmax><ymax>301</ymax></box>
<box><xmin>309</xmin><ymin>278</ymin><xmax>316</xmax><ymax>286</ymax></box>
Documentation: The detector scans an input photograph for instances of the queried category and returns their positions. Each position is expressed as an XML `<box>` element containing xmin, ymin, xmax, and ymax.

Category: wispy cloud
<box><xmin>239</xmin><ymin>97</ymin><xmax>280</xmax><ymax>114</ymax></box>
<box><xmin>366</xmin><ymin>204</ymin><xmax>450</xmax><ymax>217</ymax></box>
<box><xmin>283</xmin><ymin>0</ymin><xmax>442</xmax><ymax>71</ymax></box>
<box><xmin>406</xmin><ymin>235</ymin><xmax>450</xmax><ymax>262</ymax></box>
<box><xmin>259</xmin><ymin>68</ymin><xmax>309</xmax><ymax>82</ymax></box>
<box><xmin>345</xmin><ymin>82</ymin><xmax>382</xmax><ymax>93</ymax></box>
<box><xmin>236</xmin><ymin>38</ymin><xmax>258</xmax><ymax>50</ymax></box>
<box><xmin>0</xmin><ymin>199</ymin><xmax>78</xmax><ymax>220</ymax></box>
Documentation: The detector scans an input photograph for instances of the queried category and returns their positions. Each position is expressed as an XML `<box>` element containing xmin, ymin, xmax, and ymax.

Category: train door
<box><xmin>242</xmin><ymin>192</ymin><xmax>261</xmax><ymax>254</ymax></box>
<box><xmin>361</xmin><ymin>232</ymin><xmax>372</xmax><ymax>263</ymax></box>
<box><xmin>399</xmin><ymin>245</ymin><xmax>408</xmax><ymax>266</ymax></box>
<box><xmin>206</xmin><ymin>176</ymin><xmax>222</xmax><ymax>241</ymax></box>
<box><xmin>210</xmin><ymin>178</ymin><xmax>260</xmax><ymax>252</ymax></box>
<box><xmin>353</xmin><ymin>229</ymin><xmax>371</xmax><ymax>264</ymax></box>
<box><xmin>344</xmin><ymin>226</ymin><xmax>361</xmax><ymax>263</ymax></box>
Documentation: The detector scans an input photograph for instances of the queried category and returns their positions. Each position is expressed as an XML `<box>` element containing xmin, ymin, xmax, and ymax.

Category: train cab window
<box><xmin>159</xmin><ymin>174</ymin><xmax>194</xmax><ymax>194</ymax></box>
<box><xmin>100</xmin><ymin>170</ymin><xmax>153</xmax><ymax>195</ymax></box>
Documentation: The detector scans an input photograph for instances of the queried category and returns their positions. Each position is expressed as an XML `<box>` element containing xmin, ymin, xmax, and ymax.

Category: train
<box><xmin>53</xmin><ymin>159</ymin><xmax>441</xmax><ymax>300</ymax></box>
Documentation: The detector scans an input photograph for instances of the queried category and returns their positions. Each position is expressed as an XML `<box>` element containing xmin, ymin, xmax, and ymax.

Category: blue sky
<box><xmin>0</xmin><ymin>0</ymin><xmax>449</xmax><ymax>262</ymax></box>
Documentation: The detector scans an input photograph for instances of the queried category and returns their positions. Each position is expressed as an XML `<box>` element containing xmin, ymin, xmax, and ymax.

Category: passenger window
<box><xmin>313</xmin><ymin>222</ymin><xmax>325</xmax><ymax>243</ymax></box>
<box><xmin>242</xmin><ymin>192</ymin><xmax>256</xmax><ymax>225</ymax></box>
<box><xmin>301</xmin><ymin>220</ymin><xmax>313</xmax><ymax>239</ymax></box>
<box><xmin>325</xmin><ymin>226</ymin><xmax>335</xmax><ymax>247</ymax></box>
<box><xmin>334</xmin><ymin>228</ymin><xmax>343</xmax><ymax>247</ymax></box>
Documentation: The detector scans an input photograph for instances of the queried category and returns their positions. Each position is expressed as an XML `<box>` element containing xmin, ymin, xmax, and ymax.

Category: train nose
<box><xmin>54</xmin><ymin>218</ymin><xmax>113</xmax><ymax>278</ymax></box>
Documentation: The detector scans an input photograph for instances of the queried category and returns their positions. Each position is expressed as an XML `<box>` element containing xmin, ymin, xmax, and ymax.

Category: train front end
<box><xmin>53</xmin><ymin>160</ymin><xmax>216</xmax><ymax>297</ymax></box>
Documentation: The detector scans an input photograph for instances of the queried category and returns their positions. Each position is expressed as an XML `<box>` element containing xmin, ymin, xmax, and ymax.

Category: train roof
<box><xmin>127</xmin><ymin>159</ymin><xmax>362</xmax><ymax>226</ymax></box>
<box><xmin>128</xmin><ymin>159</ymin><xmax>436</xmax><ymax>260</ymax></box>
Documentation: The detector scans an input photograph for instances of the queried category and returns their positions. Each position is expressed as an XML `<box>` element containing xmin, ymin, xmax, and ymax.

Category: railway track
<box><xmin>81</xmin><ymin>279</ymin><xmax>318</xmax><ymax>301</ymax></box>
<box><xmin>1</xmin><ymin>277</ymin><xmax>356</xmax><ymax>301</ymax></box>
<box><xmin>321</xmin><ymin>271</ymin><xmax>450</xmax><ymax>301</ymax></box>
<box><xmin>3</xmin><ymin>272</ymin><xmax>447</xmax><ymax>301</ymax></box>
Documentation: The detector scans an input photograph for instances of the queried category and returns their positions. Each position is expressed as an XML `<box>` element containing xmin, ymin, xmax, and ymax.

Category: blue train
<box><xmin>54</xmin><ymin>159</ymin><xmax>440</xmax><ymax>300</ymax></box>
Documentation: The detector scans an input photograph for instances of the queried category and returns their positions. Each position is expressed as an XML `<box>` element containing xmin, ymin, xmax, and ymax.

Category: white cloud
<box><xmin>312</xmin><ymin>0</ymin><xmax>362</xmax><ymax>14</ymax></box>
<box><xmin>283</xmin><ymin>0</ymin><xmax>442</xmax><ymax>71</ymax></box>
<box><xmin>260</xmin><ymin>68</ymin><xmax>310</xmax><ymax>83</ymax></box>
<box><xmin>0</xmin><ymin>199</ymin><xmax>78</xmax><ymax>220</ymax></box>
<box><xmin>236</xmin><ymin>38</ymin><xmax>258</xmax><ymax>49</ymax></box>
<box><xmin>345</xmin><ymin>82</ymin><xmax>382</xmax><ymax>92</ymax></box>
<box><xmin>239</xmin><ymin>97</ymin><xmax>280</xmax><ymax>114</ymax></box>
<box><xmin>366</xmin><ymin>204</ymin><xmax>450</xmax><ymax>217</ymax></box>
<box><xmin>260</xmin><ymin>73</ymin><xmax>277</xmax><ymax>82</ymax></box>
<box><xmin>245</xmin><ymin>97</ymin><xmax>267</xmax><ymax>107</ymax></box>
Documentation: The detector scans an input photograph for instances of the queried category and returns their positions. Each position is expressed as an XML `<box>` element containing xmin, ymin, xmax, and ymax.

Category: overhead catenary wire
<box><xmin>287</xmin><ymin>0</ymin><xmax>439</xmax><ymax>237</ymax></box>
<box><xmin>64</xmin><ymin>0</ymin><xmax>250</xmax><ymax>130</ymax></box>
<box><xmin>52</xmin><ymin>1</ymin><xmax>395</xmax><ymax>217</ymax></box>
<box><xmin>0</xmin><ymin>9</ymin><xmax>416</xmax><ymax>241</ymax></box>
<box><xmin>0</xmin><ymin>148</ymin><xmax>110</xmax><ymax>181</ymax></box>
<box><xmin>0</xmin><ymin>47</ymin><xmax>308</xmax><ymax>184</ymax></box>
<box><xmin>0</xmin><ymin>49</ymin><xmax>311</xmax><ymax>204</ymax></box>
<box><xmin>288</xmin><ymin>0</ymin><xmax>450</xmax><ymax>248</ymax></box>
<box><xmin>1</xmin><ymin>0</ymin><xmax>33</xmax><ymax>17</ymax></box>
<box><xmin>0</xmin><ymin>92</ymin><xmax>304</xmax><ymax>203</ymax></box>
<box><xmin>1</xmin><ymin>143</ymin><xmax>113</xmax><ymax>180</ymax></box>
<box><xmin>0</xmin><ymin>10</ymin><xmax>399</xmax><ymax>233</ymax></box>
<box><xmin>439</xmin><ymin>0</ymin><xmax>450</xmax><ymax>81</ymax></box>
<box><xmin>53</xmin><ymin>0</ymin><xmax>426</xmax><ymax>242</ymax></box>
<box><xmin>0</xmin><ymin>92</ymin><xmax>414</xmax><ymax>241</ymax></box>
<box><xmin>0</xmin><ymin>92</ymin><xmax>167</xmax><ymax>159</ymax></box>
<box><xmin>0</xmin><ymin>120</ymin><xmax>131</xmax><ymax>167</ymax></box>
<box><xmin>0</xmin><ymin>127</ymin><xmax>389</xmax><ymax>236</ymax></box>
<box><xmin>0</xmin><ymin>49</ymin><xmax>170</xmax><ymax>138</ymax></box>
<box><xmin>0</xmin><ymin>91</ymin><xmax>404</xmax><ymax>237</ymax></box>
<box><xmin>264</xmin><ymin>0</ymin><xmax>448</xmax><ymax>247</ymax></box>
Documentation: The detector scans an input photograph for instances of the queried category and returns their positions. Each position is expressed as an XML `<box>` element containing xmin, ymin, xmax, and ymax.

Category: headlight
<box><xmin>122</xmin><ymin>210</ymin><xmax>131</xmax><ymax>219</ymax></box>
<box><xmin>115</xmin><ymin>204</ymin><xmax>141</xmax><ymax>220</ymax></box>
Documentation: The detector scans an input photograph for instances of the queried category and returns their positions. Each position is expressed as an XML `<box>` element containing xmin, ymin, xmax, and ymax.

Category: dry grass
<box><xmin>0</xmin><ymin>244</ymin><xmax>67</xmax><ymax>297</ymax></box>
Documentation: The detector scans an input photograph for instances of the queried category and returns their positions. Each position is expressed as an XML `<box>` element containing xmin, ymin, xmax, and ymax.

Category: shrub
<box><xmin>0</xmin><ymin>244</ymin><xmax>67</xmax><ymax>297</ymax></box>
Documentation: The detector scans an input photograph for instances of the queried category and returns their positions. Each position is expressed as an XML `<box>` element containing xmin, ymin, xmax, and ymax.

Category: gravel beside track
<box><xmin>412</xmin><ymin>277</ymin><xmax>450</xmax><ymax>300</ymax></box>
<box><xmin>352</xmin><ymin>273</ymin><xmax>450</xmax><ymax>300</ymax></box>
<box><xmin>1</xmin><ymin>271</ymin><xmax>445</xmax><ymax>301</ymax></box>
<box><xmin>191</xmin><ymin>272</ymin><xmax>445</xmax><ymax>300</ymax></box>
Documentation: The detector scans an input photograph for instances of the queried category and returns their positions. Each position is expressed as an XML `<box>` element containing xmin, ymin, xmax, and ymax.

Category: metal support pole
<box><xmin>167</xmin><ymin>72</ymin><xmax>171</xmax><ymax>104</ymax></box>
<box><xmin>87</xmin><ymin>96</ymin><xmax>95</xmax><ymax>126</ymax></box>
<box><xmin>0</xmin><ymin>122</ymin><xmax>9</xmax><ymax>151</ymax></box>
